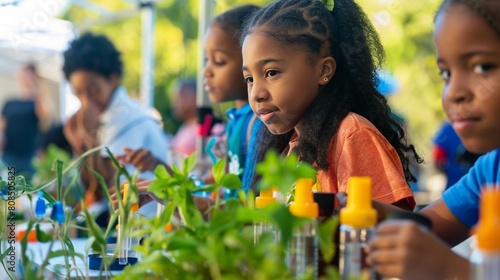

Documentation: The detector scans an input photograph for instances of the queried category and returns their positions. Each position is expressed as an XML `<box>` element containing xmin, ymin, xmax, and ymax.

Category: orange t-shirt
<box><xmin>289</xmin><ymin>112</ymin><xmax>415</xmax><ymax>207</ymax></box>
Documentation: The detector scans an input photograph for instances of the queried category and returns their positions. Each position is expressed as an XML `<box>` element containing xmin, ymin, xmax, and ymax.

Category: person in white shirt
<box><xmin>62</xmin><ymin>33</ymin><xmax>167</xmax><ymax>220</ymax></box>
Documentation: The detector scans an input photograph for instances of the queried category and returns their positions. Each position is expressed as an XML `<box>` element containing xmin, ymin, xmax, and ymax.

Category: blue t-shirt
<box><xmin>242</xmin><ymin>119</ymin><xmax>262</xmax><ymax>192</ymax></box>
<box><xmin>225</xmin><ymin>104</ymin><xmax>254</xmax><ymax>177</ymax></box>
<box><xmin>225</xmin><ymin>103</ymin><xmax>261</xmax><ymax>196</ymax></box>
<box><xmin>442</xmin><ymin>149</ymin><xmax>500</xmax><ymax>227</ymax></box>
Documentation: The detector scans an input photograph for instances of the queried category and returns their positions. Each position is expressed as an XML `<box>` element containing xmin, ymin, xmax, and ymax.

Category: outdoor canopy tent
<box><xmin>0</xmin><ymin>0</ymin><xmax>214</xmax><ymax>107</ymax></box>
<box><xmin>0</xmin><ymin>1</ymin><xmax>76</xmax><ymax>122</ymax></box>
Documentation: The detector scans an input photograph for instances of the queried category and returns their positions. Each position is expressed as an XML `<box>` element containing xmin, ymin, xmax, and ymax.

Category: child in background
<box><xmin>366</xmin><ymin>0</ymin><xmax>500</xmax><ymax>279</ymax></box>
<box><xmin>241</xmin><ymin>0</ymin><xmax>421</xmax><ymax>210</ymax></box>
<box><xmin>203</xmin><ymin>4</ymin><xmax>262</xmax><ymax>194</ymax></box>
<box><xmin>170</xmin><ymin>81</ymin><xmax>198</xmax><ymax>157</ymax></box>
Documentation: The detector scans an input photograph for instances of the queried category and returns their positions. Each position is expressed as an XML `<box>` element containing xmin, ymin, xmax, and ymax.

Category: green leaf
<box><xmin>84</xmin><ymin>236</ymin><xmax>96</xmax><ymax>254</ymax></box>
<box><xmin>0</xmin><ymin>248</ymin><xmax>10</xmax><ymax>262</ymax></box>
<box><xmin>154</xmin><ymin>164</ymin><xmax>171</xmax><ymax>179</ymax></box>
<box><xmin>325</xmin><ymin>265</ymin><xmax>341</xmax><ymax>280</ymax></box>
<box><xmin>208</xmin><ymin>211</ymin><xmax>237</xmax><ymax>234</ymax></box>
<box><xmin>181</xmin><ymin>178</ymin><xmax>197</xmax><ymax>192</ymax></box>
<box><xmin>28</xmin><ymin>146</ymin><xmax>104</xmax><ymax>195</ymax></box>
<box><xmin>46</xmin><ymin>250</ymin><xmax>67</xmax><ymax>259</ymax></box>
<box><xmin>81</xmin><ymin>205</ymin><xmax>106</xmax><ymax>254</ymax></box>
<box><xmin>39</xmin><ymin>189</ymin><xmax>56</xmax><ymax>205</ymax></box>
<box><xmin>56</xmin><ymin>160</ymin><xmax>63</xmax><ymax>201</ymax></box>
<box><xmin>20</xmin><ymin>220</ymin><xmax>35</xmax><ymax>265</ymax></box>
<box><xmin>159</xmin><ymin>201</ymin><xmax>176</xmax><ymax>226</ymax></box>
<box><xmin>268</xmin><ymin>204</ymin><xmax>300</xmax><ymax>247</ymax></box>
<box><xmin>35</xmin><ymin>223</ymin><xmax>53</xmax><ymax>243</ymax></box>
<box><xmin>147</xmin><ymin>178</ymin><xmax>169</xmax><ymax>200</ymax></box>
<box><xmin>236</xmin><ymin>207</ymin><xmax>271</xmax><ymax>224</ymax></box>
<box><xmin>177</xmin><ymin>189</ymin><xmax>204</xmax><ymax>228</ymax></box>
<box><xmin>183</xmin><ymin>152</ymin><xmax>197</xmax><ymax>175</ymax></box>
<box><xmin>318</xmin><ymin>216</ymin><xmax>339</xmax><ymax>263</ymax></box>
<box><xmin>167</xmin><ymin>236</ymin><xmax>205</xmax><ymax>251</ymax></box>
<box><xmin>172</xmin><ymin>163</ymin><xmax>183</xmax><ymax>177</ymax></box>
<box><xmin>220</xmin><ymin>174</ymin><xmax>242</xmax><ymax>189</ymax></box>
<box><xmin>212</xmin><ymin>157</ymin><xmax>226</xmax><ymax>183</ymax></box>
<box><xmin>295</xmin><ymin>163</ymin><xmax>317</xmax><ymax>180</ymax></box>
<box><xmin>62</xmin><ymin>235</ymin><xmax>77</xmax><ymax>257</ymax></box>
<box><xmin>114</xmin><ymin>251</ymin><xmax>181</xmax><ymax>279</ymax></box>
<box><xmin>193</xmin><ymin>183</ymin><xmax>217</xmax><ymax>193</ymax></box>
<box><xmin>104</xmin><ymin>147</ymin><xmax>131</xmax><ymax>182</ymax></box>
<box><xmin>255</xmin><ymin>151</ymin><xmax>317</xmax><ymax>197</ymax></box>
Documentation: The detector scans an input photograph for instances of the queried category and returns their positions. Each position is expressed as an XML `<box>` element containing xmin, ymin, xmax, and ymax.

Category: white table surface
<box><xmin>27</xmin><ymin>238</ymin><xmax>125</xmax><ymax>280</ymax></box>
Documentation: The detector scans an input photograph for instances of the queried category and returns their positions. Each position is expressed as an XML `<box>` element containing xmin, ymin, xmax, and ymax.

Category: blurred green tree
<box><xmin>358</xmin><ymin>0</ymin><xmax>444</xmax><ymax>161</ymax></box>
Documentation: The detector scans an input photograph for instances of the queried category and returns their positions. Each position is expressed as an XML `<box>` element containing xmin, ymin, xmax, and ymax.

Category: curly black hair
<box><xmin>437</xmin><ymin>0</ymin><xmax>500</xmax><ymax>36</ymax></box>
<box><xmin>243</xmin><ymin>0</ymin><xmax>422</xmax><ymax>185</ymax></box>
<box><xmin>62</xmin><ymin>32</ymin><xmax>123</xmax><ymax>80</ymax></box>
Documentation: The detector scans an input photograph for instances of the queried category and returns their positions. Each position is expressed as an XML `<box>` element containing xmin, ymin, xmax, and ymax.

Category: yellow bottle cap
<box><xmin>255</xmin><ymin>188</ymin><xmax>276</xmax><ymax>209</ymax></box>
<box><xmin>289</xmin><ymin>178</ymin><xmax>319</xmax><ymax>219</ymax></box>
<box><xmin>340</xmin><ymin>177</ymin><xmax>376</xmax><ymax>228</ymax></box>
<box><xmin>474</xmin><ymin>188</ymin><xmax>500</xmax><ymax>251</ymax></box>
<box><xmin>123</xmin><ymin>183</ymin><xmax>139</xmax><ymax>212</ymax></box>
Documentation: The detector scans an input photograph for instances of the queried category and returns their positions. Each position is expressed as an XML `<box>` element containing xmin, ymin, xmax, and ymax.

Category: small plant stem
<box><xmin>36</xmin><ymin>224</ymin><xmax>57</xmax><ymax>279</ymax></box>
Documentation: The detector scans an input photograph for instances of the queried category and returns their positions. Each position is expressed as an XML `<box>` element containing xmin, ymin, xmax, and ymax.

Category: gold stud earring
<box><xmin>323</xmin><ymin>77</ymin><xmax>329</xmax><ymax>82</ymax></box>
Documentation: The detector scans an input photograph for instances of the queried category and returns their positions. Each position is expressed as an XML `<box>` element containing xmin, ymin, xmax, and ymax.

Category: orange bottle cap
<box><xmin>255</xmin><ymin>188</ymin><xmax>276</xmax><ymax>209</ymax></box>
<box><xmin>289</xmin><ymin>178</ymin><xmax>319</xmax><ymax>219</ymax></box>
<box><xmin>123</xmin><ymin>183</ymin><xmax>139</xmax><ymax>212</ymax></box>
<box><xmin>17</xmin><ymin>229</ymin><xmax>37</xmax><ymax>242</ymax></box>
<box><xmin>474</xmin><ymin>188</ymin><xmax>500</xmax><ymax>251</ymax></box>
<box><xmin>164</xmin><ymin>223</ymin><xmax>173</xmax><ymax>232</ymax></box>
<box><xmin>340</xmin><ymin>177</ymin><xmax>376</xmax><ymax>228</ymax></box>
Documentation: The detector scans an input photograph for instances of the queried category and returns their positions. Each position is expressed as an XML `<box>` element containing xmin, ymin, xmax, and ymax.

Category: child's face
<box><xmin>242</xmin><ymin>31</ymin><xmax>324</xmax><ymax>135</ymax></box>
<box><xmin>172</xmin><ymin>87</ymin><xmax>196</xmax><ymax>121</ymax></box>
<box><xmin>435</xmin><ymin>4</ymin><xmax>500</xmax><ymax>154</ymax></box>
<box><xmin>69</xmin><ymin>70</ymin><xmax>118</xmax><ymax>113</ymax></box>
<box><xmin>203</xmin><ymin>24</ymin><xmax>247</xmax><ymax>103</ymax></box>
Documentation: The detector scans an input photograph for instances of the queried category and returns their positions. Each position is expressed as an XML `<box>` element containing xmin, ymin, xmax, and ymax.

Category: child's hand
<box><xmin>116</xmin><ymin>147</ymin><xmax>162</xmax><ymax>172</ymax></box>
<box><xmin>64</xmin><ymin>112</ymin><xmax>95</xmax><ymax>155</ymax></box>
<box><xmin>366</xmin><ymin>220</ymin><xmax>469</xmax><ymax>280</ymax></box>
<box><xmin>80</xmin><ymin>101</ymin><xmax>101</xmax><ymax>133</ymax></box>
<box><xmin>192</xmin><ymin>195</ymin><xmax>215</xmax><ymax>221</ymax></box>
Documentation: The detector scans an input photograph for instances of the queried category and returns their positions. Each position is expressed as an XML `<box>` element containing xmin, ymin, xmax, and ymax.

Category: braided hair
<box><xmin>243</xmin><ymin>0</ymin><xmax>421</xmax><ymax>185</ymax></box>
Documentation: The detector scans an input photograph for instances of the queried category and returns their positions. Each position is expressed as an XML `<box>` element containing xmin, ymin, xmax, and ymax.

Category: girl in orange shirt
<box><xmin>241</xmin><ymin>0</ymin><xmax>421</xmax><ymax>210</ymax></box>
